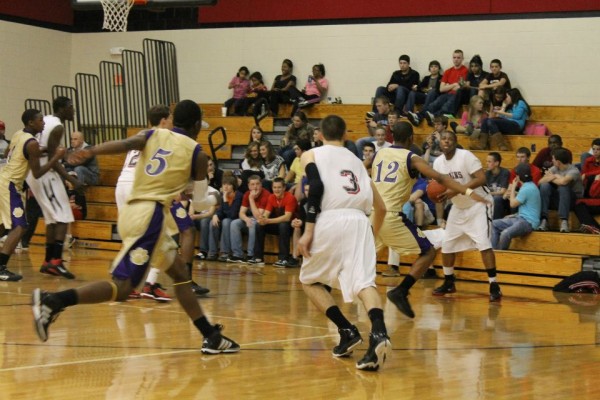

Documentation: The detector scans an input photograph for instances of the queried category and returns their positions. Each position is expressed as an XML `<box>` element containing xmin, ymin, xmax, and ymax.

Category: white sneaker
<box><xmin>538</xmin><ymin>219</ymin><xmax>548</xmax><ymax>231</ymax></box>
<box><xmin>560</xmin><ymin>220</ymin><xmax>570</xmax><ymax>233</ymax></box>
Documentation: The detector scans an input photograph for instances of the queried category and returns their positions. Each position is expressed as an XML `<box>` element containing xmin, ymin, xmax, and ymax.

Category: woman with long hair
<box><xmin>269</xmin><ymin>59</ymin><xmax>297</xmax><ymax>116</ymax></box>
<box><xmin>259</xmin><ymin>140</ymin><xmax>286</xmax><ymax>191</ymax></box>
<box><xmin>481</xmin><ymin>88</ymin><xmax>531</xmax><ymax>151</ymax></box>
<box><xmin>249</xmin><ymin>125</ymin><xmax>264</xmax><ymax>144</ymax></box>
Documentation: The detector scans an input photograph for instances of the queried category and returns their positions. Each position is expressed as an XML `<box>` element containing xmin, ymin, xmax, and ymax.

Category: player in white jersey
<box><xmin>33</xmin><ymin>100</ymin><xmax>239</xmax><ymax>354</ymax></box>
<box><xmin>297</xmin><ymin>115</ymin><xmax>391</xmax><ymax>372</ymax></box>
<box><xmin>25</xmin><ymin>97</ymin><xmax>81</xmax><ymax>279</ymax></box>
<box><xmin>432</xmin><ymin>131</ymin><xmax>502</xmax><ymax>302</ymax></box>
<box><xmin>0</xmin><ymin>110</ymin><xmax>66</xmax><ymax>281</ymax></box>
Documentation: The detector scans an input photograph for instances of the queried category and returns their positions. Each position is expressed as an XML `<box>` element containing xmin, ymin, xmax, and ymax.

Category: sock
<box><xmin>53</xmin><ymin>289</ymin><xmax>78</xmax><ymax>308</ymax></box>
<box><xmin>486</xmin><ymin>268</ymin><xmax>498</xmax><ymax>283</ymax></box>
<box><xmin>368</xmin><ymin>308</ymin><xmax>387</xmax><ymax>335</ymax></box>
<box><xmin>325</xmin><ymin>306</ymin><xmax>353</xmax><ymax>330</ymax></box>
<box><xmin>442</xmin><ymin>267</ymin><xmax>455</xmax><ymax>277</ymax></box>
<box><xmin>45</xmin><ymin>243</ymin><xmax>53</xmax><ymax>262</ymax></box>
<box><xmin>399</xmin><ymin>274</ymin><xmax>416</xmax><ymax>293</ymax></box>
<box><xmin>53</xmin><ymin>242</ymin><xmax>64</xmax><ymax>260</ymax></box>
<box><xmin>146</xmin><ymin>267</ymin><xmax>159</xmax><ymax>285</ymax></box>
<box><xmin>193</xmin><ymin>316</ymin><xmax>215</xmax><ymax>338</ymax></box>
<box><xmin>0</xmin><ymin>253</ymin><xmax>9</xmax><ymax>267</ymax></box>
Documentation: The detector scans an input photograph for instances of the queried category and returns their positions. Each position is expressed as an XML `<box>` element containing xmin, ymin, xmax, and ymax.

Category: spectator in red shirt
<box><xmin>228</xmin><ymin>175</ymin><xmax>270</xmax><ymax>263</ymax></box>
<box><xmin>532</xmin><ymin>135</ymin><xmax>573</xmax><ymax>174</ymax></box>
<box><xmin>508</xmin><ymin>147</ymin><xmax>543</xmax><ymax>186</ymax></box>
<box><xmin>253</xmin><ymin>178</ymin><xmax>298</xmax><ymax>267</ymax></box>
<box><xmin>575</xmin><ymin>138</ymin><xmax>600</xmax><ymax>234</ymax></box>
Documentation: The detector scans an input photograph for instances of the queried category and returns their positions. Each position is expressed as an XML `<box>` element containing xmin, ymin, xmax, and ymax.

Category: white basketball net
<box><xmin>100</xmin><ymin>0</ymin><xmax>135</xmax><ymax>32</ymax></box>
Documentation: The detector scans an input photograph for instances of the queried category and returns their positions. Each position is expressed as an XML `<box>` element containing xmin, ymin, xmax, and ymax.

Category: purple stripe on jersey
<box><xmin>399</xmin><ymin>212</ymin><xmax>432</xmax><ymax>255</ymax></box>
<box><xmin>406</xmin><ymin>151</ymin><xmax>418</xmax><ymax>179</ymax></box>
<box><xmin>9</xmin><ymin>182</ymin><xmax>27</xmax><ymax>229</ymax></box>
<box><xmin>191</xmin><ymin>144</ymin><xmax>201</xmax><ymax>179</ymax></box>
<box><xmin>144</xmin><ymin>129</ymin><xmax>155</xmax><ymax>140</ymax></box>
<box><xmin>22</xmin><ymin>137</ymin><xmax>36</xmax><ymax>160</ymax></box>
<box><xmin>112</xmin><ymin>203</ymin><xmax>163</xmax><ymax>287</ymax></box>
<box><xmin>170</xmin><ymin>201</ymin><xmax>194</xmax><ymax>232</ymax></box>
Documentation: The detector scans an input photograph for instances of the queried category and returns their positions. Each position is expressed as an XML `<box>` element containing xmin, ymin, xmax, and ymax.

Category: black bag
<box><xmin>553</xmin><ymin>271</ymin><xmax>600</xmax><ymax>294</ymax></box>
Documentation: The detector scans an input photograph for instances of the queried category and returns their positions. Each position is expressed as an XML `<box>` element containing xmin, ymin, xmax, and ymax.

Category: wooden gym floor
<box><xmin>0</xmin><ymin>246</ymin><xmax>599</xmax><ymax>399</ymax></box>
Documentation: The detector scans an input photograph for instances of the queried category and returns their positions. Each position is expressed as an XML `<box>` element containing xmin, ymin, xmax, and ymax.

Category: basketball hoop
<box><xmin>100</xmin><ymin>0</ymin><xmax>145</xmax><ymax>32</ymax></box>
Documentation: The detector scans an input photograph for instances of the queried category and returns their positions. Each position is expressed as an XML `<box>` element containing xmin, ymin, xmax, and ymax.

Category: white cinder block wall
<box><xmin>1</xmin><ymin>16</ymin><xmax>599</xmax><ymax>137</ymax></box>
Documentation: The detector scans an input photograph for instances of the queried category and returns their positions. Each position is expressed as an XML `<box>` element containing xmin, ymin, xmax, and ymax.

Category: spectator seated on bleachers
<box><xmin>574</xmin><ymin>138</ymin><xmax>600</xmax><ymax>234</ymax></box>
<box><xmin>229</xmin><ymin>175</ymin><xmax>270</xmax><ymax>263</ymax></box>
<box><xmin>508</xmin><ymin>147</ymin><xmax>542</xmax><ymax>186</ymax></box>
<box><xmin>533</xmin><ymin>134</ymin><xmax>574</xmax><ymax>174</ymax></box>
<box><xmin>449</xmin><ymin>95</ymin><xmax>488</xmax><ymax>150</ymax></box>
<box><xmin>478</xmin><ymin>58</ymin><xmax>511</xmax><ymax>102</ymax></box>
<box><xmin>289</xmin><ymin>63</ymin><xmax>328</xmax><ymax>115</ymax></box>
<box><xmin>259</xmin><ymin>140</ymin><xmax>286</xmax><ymax>191</ymax></box>
<box><xmin>373</xmin><ymin>125</ymin><xmax>392</xmax><ymax>152</ymax></box>
<box><xmin>254</xmin><ymin>178</ymin><xmax>298</xmax><ymax>267</ymax></box>
<box><xmin>268</xmin><ymin>59</ymin><xmax>297</xmax><ymax>117</ymax></box>
<box><xmin>239</xmin><ymin>142</ymin><xmax>264</xmax><ymax>192</ymax></box>
<box><xmin>249</xmin><ymin>125</ymin><xmax>264</xmax><ymax>144</ymax></box>
<box><xmin>212</xmin><ymin>174</ymin><xmax>244</xmax><ymax>261</ymax></box>
<box><xmin>191</xmin><ymin>186</ymin><xmax>220</xmax><ymax>260</ymax></box>
<box><xmin>373</xmin><ymin>54</ymin><xmax>420</xmax><ymax>114</ymax></box>
<box><xmin>279</xmin><ymin>111</ymin><xmax>315</xmax><ymax>168</ymax></box>
<box><xmin>458</xmin><ymin>55</ymin><xmax>487</xmax><ymax>107</ymax></box>
<box><xmin>481</xmin><ymin>88</ymin><xmax>530</xmax><ymax>152</ymax></box>
<box><xmin>422</xmin><ymin>116</ymin><xmax>446</xmax><ymax>165</ymax></box>
<box><xmin>492</xmin><ymin>163</ymin><xmax>541</xmax><ymax>250</ymax></box>
<box><xmin>63</xmin><ymin>131</ymin><xmax>99</xmax><ymax>186</ymax></box>
<box><xmin>284</xmin><ymin>139</ymin><xmax>311</xmax><ymax>192</ymax></box>
<box><xmin>538</xmin><ymin>148</ymin><xmax>584</xmax><ymax>233</ymax></box>
<box><xmin>486</xmin><ymin>152</ymin><xmax>510</xmax><ymax>220</ymax></box>
<box><xmin>207</xmin><ymin>156</ymin><xmax>223</xmax><ymax>190</ymax></box>
<box><xmin>357</xmin><ymin>96</ymin><xmax>391</xmax><ymax>155</ymax></box>
<box><xmin>235</xmin><ymin>71</ymin><xmax>268</xmax><ymax>116</ymax></box>
<box><xmin>405</xmin><ymin>60</ymin><xmax>441</xmax><ymax>116</ymax></box>
<box><xmin>223</xmin><ymin>66</ymin><xmax>250</xmax><ymax>116</ymax></box>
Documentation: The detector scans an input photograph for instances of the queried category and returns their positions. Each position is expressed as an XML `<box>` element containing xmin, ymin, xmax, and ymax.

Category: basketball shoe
<box><xmin>0</xmin><ymin>265</ymin><xmax>22</xmax><ymax>281</ymax></box>
<box><xmin>201</xmin><ymin>330</ymin><xmax>241</xmax><ymax>354</ymax></box>
<box><xmin>141</xmin><ymin>282</ymin><xmax>172</xmax><ymax>302</ymax></box>
<box><xmin>489</xmin><ymin>282</ymin><xmax>502</xmax><ymax>302</ymax></box>
<box><xmin>433</xmin><ymin>276</ymin><xmax>457</xmax><ymax>296</ymax></box>
<box><xmin>356</xmin><ymin>332</ymin><xmax>391</xmax><ymax>371</ymax></box>
<box><xmin>191</xmin><ymin>281</ymin><xmax>210</xmax><ymax>296</ymax></box>
<box><xmin>40</xmin><ymin>259</ymin><xmax>76</xmax><ymax>279</ymax></box>
<box><xmin>386</xmin><ymin>288</ymin><xmax>415</xmax><ymax>319</ymax></box>
<box><xmin>332</xmin><ymin>325</ymin><xmax>363</xmax><ymax>357</ymax></box>
<box><xmin>32</xmin><ymin>289</ymin><xmax>64</xmax><ymax>342</ymax></box>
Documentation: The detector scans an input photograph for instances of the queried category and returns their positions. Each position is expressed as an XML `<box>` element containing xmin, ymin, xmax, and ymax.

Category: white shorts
<box><xmin>26</xmin><ymin>170</ymin><xmax>74</xmax><ymax>224</ymax></box>
<box><xmin>441</xmin><ymin>201</ymin><xmax>493</xmax><ymax>253</ymax></box>
<box><xmin>423</xmin><ymin>228</ymin><xmax>444</xmax><ymax>249</ymax></box>
<box><xmin>115</xmin><ymin>181</ymin><xmax>133</xmax><ymax>210</ymax></box>
<box><xmin>299</xmin><ymin>209</ymin><xmax>377</xmax><ymax>303</ymax></box>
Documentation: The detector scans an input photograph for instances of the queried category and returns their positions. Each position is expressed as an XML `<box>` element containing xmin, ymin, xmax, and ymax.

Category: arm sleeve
<box><xmin>305</xmin><ymin>162</ymin><xmax>324</xmax><ymax>223</ymax></box>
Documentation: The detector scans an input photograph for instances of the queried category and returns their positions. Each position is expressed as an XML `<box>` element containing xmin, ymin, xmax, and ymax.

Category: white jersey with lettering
<box><xmin>312</xmin><ymin>145</ymin><xmax>372</xmax><ymax>214</ymax></box>
<box><xmin>432</xmin><ymin>148</ymin><xmax>490</xmax><ymax>209</ymax></box>
<box><xmin>36</xmin><ymin>115</ymin><xmax>62</xmax><ymax>165</ymax></box>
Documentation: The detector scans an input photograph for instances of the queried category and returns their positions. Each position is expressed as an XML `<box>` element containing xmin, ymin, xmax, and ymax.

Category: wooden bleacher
<box><xmin>30</xmin><ymin>103</ymin><xmax>600</xmax><ymax>288</ymax></box>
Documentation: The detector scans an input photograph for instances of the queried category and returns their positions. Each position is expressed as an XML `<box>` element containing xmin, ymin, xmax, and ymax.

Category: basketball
<box><xmin>426</xmin><ymin>180</ymin><xmax>447</xmax><ymax>203</ymax></box>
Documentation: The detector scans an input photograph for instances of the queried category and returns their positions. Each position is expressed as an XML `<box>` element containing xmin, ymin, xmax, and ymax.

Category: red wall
<box><xmin>1</xmin><ymin>0</ymin><xmax>599</xmax><ymax>27</ymax></box>
<box><xmin>199</xmin><ymin>0</ymin><xmax>600</xmax><ymax>23</ymax></box>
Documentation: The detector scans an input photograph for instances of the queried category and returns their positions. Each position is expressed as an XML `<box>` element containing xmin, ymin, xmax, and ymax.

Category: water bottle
<box><xmin>261</xmin><ymin>103</ymin><xmax>266</xmax><ymax>116</ymax></box>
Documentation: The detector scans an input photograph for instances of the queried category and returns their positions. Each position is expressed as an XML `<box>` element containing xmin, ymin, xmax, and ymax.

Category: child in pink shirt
<box><xmin>224</xmin><ymin>66</ymin><xmax>250</xmax><ymax>116</ymax></box>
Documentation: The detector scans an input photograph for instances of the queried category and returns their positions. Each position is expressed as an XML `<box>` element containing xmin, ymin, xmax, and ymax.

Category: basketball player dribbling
<box><xmin>297</xmin><ymin>115</ymin><xmax>391</xmax><ymax>371</ymax></box>
<box><xmin>32</xmin><ymin>100</ymin><xmax>239</xmax><ymax>354</ymax></box>
<box><xmin>372</xmin><ymin>122</ymin><xmax>486</xmax><ymax>319</ymax></box>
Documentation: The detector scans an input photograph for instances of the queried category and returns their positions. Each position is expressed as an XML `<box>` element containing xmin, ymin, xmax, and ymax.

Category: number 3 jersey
<box><xmin>371</xmin><ymin>146</ymin><xmax>417</xmax><ymax>212</ymax></box>
<box><xmin>313</xmin><ymin>145</ymin><xmax>372</xmax><ymax>214</ymax></box>
<box><xmin>130</xmin><ymin>128</ymin><xmax>201</xmax><ymax>206</ymax></box>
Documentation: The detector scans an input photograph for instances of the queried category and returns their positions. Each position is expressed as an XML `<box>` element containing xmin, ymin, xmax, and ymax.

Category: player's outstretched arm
<box><xmin>67</xmin><ymin>133</ymin><xmax>147</xmax><ymax>166</ymax></box>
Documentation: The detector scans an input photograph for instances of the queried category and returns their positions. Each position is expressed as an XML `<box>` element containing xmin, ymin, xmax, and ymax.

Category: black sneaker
<box><xmin>191</xmin><ymin>281</ymin><xmax>210</xmax><ymax>296</ymax></box>
<box><xmin>226</xmin><ymin>256</ymin><xmax>246</xmax><ymax>264</ymax></box>
<box><xmin>424</xmin><ymin>111</ymin><xmax>435</xmax><ymax>127</ymax></box>
<box><xmin>0</xmin><ymin>266</ymin><xmax>23</xmax><ymax>282</ymax></box>
<box><xmin>407</xmin><ymin>111</ymin><xmax>421</xmax><ymax>127</ymax></box>
<box><xmin>32</xmin><ymin>289</ymin><xmax>64</xmax><ymax>342</ymax></box>
<box><xmin>423</xmin><ymin>268</ymin><xmax>438</xmax><ymax>279</ymax></box>
<box><xmin>40</xmin><ymin>260</ymin><xmax>76</xmax><ymax>279</ymax></box>
<box><xmin>201</xmin><ymin>331</ymin><xmax>241</xmax><ymax>354</ymax></box>
<box><xmin>247</xmin><ymin>258</ymin><xmax>265</xmax><ymax>266</ymax></box>
<box><xmin>356</xmin><ymin>332</ymin><xmax>391</xmax><ymax>371</ymax></box>
<box><xmin>433</xmin><ymin>277</ymin><xmax>456</xmax><ymax>296</ymax></box>
<box><xmin>332</xmin><ymin>325</ymin><xmax>363</xmax><ymax>357</ymax></box>
<box><xmin>386</xmin><ymin>288</ymin><xmax>415</xmax><ymax>319</ymax></box>
<box><xmin>449</xmin><ymin>121</ymin><xmax>458</xmax><ymax>133</ymax></box>
<box><xmin>489</xmin><ymin>282</ymin><xmax>502</xmax><ymax>302</ymax></box>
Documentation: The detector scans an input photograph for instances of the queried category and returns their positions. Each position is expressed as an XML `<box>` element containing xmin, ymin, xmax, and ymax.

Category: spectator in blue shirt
<box><xmin>482</xmin><ymin>88</ymin><xmax>531</xmax><ymax>151</ymax></box>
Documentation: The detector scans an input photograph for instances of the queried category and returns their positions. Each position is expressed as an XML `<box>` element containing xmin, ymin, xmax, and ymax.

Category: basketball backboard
<box><xmin>72</xmin><ymin>0</ymin><xmax>217</xmax><ymax>10</ymax></box>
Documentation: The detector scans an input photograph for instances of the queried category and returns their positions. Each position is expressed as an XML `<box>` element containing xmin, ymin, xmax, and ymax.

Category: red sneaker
<box><xmin>40</xmin><ymin>259</ymin><xmax>76</xmax><ymax>279</ymax></box>
<box><xmin>140</xmin><ymin>282</ymin><xmax>172</xmax><ymax>302</ymax></box>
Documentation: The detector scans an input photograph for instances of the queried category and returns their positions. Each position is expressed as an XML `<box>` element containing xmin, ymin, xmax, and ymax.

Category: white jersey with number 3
<box><xmin>313</xmin><ymin>145</ymin><xmax>372</xmax><ymax>214</ymax></box>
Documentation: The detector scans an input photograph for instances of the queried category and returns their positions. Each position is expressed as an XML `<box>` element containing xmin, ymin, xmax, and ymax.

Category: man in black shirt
<box><xmin>373</xmin><ymin>55</ymin><xmax>420</xmax><ymax>114</ymax></box>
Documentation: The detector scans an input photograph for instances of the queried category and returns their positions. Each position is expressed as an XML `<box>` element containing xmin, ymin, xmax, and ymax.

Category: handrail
<box><xmin>208</xmin><ymin>126</ymin><xmax>227</xmax><ymax>169</ymax></box>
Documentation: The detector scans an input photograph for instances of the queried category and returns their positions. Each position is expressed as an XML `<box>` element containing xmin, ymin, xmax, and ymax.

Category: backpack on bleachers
<box><xmin>553</xmin><ymin>271</ymin><xmax>600</xmax><ymax>294</ymax></box>
<box><xmin>524</xmin><ymin>123</ymin><xmax>551</xmax><ymax>136</ymax></box>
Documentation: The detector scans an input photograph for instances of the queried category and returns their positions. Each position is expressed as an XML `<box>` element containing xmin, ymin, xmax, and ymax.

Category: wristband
<box><xmin>465</xmin><ymin>188</ymin><xmax>474</xmax><ymax>197</ymax></box>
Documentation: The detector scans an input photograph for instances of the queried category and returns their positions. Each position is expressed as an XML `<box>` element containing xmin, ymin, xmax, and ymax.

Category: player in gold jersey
<box><xmin>32</xmin><ymin>100</ymin><xmax>240</xmax><ymax>354</ymax></box>
<box><xmin>0</xmin><ymin>109</ymin><xmax>65</xmax><ymax>281</ymax></box>
<box><xmin>373</xmin><ymin>121</ymin><xmax>485</xmax><ymax>318</ymax></box>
